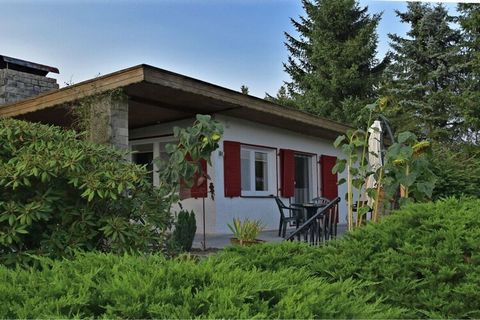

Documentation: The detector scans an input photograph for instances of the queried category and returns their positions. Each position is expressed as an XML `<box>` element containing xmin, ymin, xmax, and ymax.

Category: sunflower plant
<box><xmin>334</xmin><ymin>100</ymin><xmax>437</xmax><ymax>230</ymax></box>
<box><xmin>383</xmin><ymin>131</ymin><xmax>436</xmax><ymax>207</ymax></box>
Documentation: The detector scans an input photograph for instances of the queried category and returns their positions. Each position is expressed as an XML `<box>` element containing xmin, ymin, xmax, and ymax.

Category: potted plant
<box><xmin>227</xmin><ymin>218</ymin><xmax>264</xmax><ymax>246</ymax></box>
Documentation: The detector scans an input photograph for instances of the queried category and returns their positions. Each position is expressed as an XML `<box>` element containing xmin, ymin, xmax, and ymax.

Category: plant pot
<box><xmin>230</xmin><ymin>238</ymin><xmax>265</xmax><ymax>246</ymax></box>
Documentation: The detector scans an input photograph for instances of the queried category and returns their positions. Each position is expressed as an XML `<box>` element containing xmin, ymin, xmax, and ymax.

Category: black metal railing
<box><xmin>285</xmin><ymin>197</ymin><xmax>341</xmax><ymax>245</ymax></box>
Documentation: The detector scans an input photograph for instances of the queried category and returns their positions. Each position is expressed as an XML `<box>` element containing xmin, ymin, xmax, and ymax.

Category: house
<box><xmin>0</xmin><ymin>55</ymin><xmax>351</xmax><ymax>234</ymax></box>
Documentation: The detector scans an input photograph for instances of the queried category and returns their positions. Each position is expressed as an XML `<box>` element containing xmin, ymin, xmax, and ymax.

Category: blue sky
<box><xmin>1</xmin><ymin>0</ymin><xmax>458</xmax><ymax>98</ymax></box>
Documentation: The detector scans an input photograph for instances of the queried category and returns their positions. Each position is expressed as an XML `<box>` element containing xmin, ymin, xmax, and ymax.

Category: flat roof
<box><xmin>0</xmin><ymin>64</ymin><xmax>351</xmax><ymax>139</ymax></box>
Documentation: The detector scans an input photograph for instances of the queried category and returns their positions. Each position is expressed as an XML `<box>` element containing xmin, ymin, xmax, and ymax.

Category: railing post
<box><xmin>285</xmin><ymin>197</ymin><xmax>341</xmax><ymax>244</ymax></box>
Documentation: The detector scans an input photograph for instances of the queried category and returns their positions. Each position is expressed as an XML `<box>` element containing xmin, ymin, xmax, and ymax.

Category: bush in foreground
<box><xmin>0</xmin><ymin>252</ymin><xmax>402</xmax><ymax>318</ymax></box>
<box><xmin>217</xmin><ymin>197</ymin><xmax>480</xmax><ymax>318</ymax></box>
<box><xmin>0</xmin><ymin>119</ymin><xmax>171</xmax><ymax>265</ymax></box>
<box><xmin>1</xmin><ymin>198</ymin><xmax>478</xmax><ymax>318</ymax></box>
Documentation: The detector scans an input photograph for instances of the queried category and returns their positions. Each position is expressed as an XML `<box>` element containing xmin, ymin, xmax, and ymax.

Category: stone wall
<box><xmin>82</xmin><ymin>93</ymin><xmax>129</xmax><ymax>150</ymax></box>
<box><xmin>0</xmin><ymin>68</ymin><xmax>59</xmax><ymax>105</ymax></box>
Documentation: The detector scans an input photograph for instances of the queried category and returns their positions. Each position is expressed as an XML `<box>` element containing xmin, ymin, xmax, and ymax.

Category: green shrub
<box><xmin>0</xmin><ymin>251</ymin><xmax>402</xmax><ymax>318</ymax></box>
<box><xmin>0</xmin><ymin>119</ymin><xmax>171</xmax><ymax>265</ymax></box>
<box><xmin>172</xmin><ymin>210</ymin><xmax>196</xmax><ymax>252</ymax></box>
<box><xmin>216</xmin><ymin>198</ymin><xmax>480</xmax><ymax>318</ymax></box>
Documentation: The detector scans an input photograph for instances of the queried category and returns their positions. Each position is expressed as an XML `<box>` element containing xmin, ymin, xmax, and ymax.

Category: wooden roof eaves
<box><xmin>142</xmin><ymin>65</ymin><xmax>352</xmax><ymax>136</ymax></box>
<box><xmin>0</xmin><ymin>63</ymin><xmax>352</xmax><ymax>137</ymax></box>
<box><xmin>0</xmin><ymin>65</ymin><xmax>145</xmax><ymax>118</ymax></box>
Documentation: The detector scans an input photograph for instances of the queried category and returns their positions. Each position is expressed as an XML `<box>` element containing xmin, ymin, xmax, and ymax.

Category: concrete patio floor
<box><xmin>192</xmin><ymin>224</ymin><xmax>348</xmax><ymax>250</ymax></box>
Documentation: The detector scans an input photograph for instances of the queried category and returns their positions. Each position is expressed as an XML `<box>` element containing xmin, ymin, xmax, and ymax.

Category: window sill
<box><xmin>240</xmin><ymin>194</ymin><xmax>276</xmax><ymax>199</ymax></box>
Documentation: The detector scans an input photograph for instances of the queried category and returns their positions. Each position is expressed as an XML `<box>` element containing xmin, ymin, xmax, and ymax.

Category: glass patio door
<box><xmin>294</xmin><ymin>154</ymin><xmax>312</xmax><ymax>204</ymax></box>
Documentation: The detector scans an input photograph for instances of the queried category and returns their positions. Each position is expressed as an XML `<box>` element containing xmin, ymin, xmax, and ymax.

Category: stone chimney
<box><xmin>0</xmin><ymin>55</ymin><xmax>59</xmax><ymax>105</ymax></box>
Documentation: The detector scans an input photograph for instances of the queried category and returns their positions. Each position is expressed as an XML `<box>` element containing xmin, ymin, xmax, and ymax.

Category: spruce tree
<box><xmin>458</xmin><ymin>3</ymin><xmax>480</xmax><ymax>143</ymax></box>
<box><xmin>265</xmin><ymin>85</ymin><xmax>295</xmax><ymax>107</ymax></box>
<box><xmin>281</xmin><ymin>0</ymin><xmax>387</xmax><ymax>124</ymax></box>
<box><xmin>385</xmin><ymin>3</ymin><xmax>464</xmax><ymax>142</ymax></box>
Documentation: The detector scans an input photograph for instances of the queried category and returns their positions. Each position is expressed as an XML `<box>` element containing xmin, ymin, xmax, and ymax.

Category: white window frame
<box><xmin>240</xmin><ymin>145</ymin><xmax>276</xmax><ymax>197</ymax></box>
<box><xmin>129</xmin><ymin>136</ymin><xmax>177</xmax><ymax>187</ymax></box>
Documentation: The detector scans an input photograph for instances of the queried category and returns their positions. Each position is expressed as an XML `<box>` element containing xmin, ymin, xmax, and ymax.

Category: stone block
<box><xmin>112</xmin><ymin>117</ymin><xmax>128</xmax><ymax>129</ymax></box>
<box><xmin>115</xmin><ymin>127</ymin><xmax>129</xmax><ymax>137</ymax></box>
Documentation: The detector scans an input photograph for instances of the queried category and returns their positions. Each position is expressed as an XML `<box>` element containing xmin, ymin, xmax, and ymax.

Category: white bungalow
<box><xmin>0</xmin><ymin>57</ymin><xmax>350</xmax><ymax>234</ymax></box>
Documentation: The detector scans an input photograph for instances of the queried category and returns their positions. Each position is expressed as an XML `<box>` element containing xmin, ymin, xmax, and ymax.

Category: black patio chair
<box><xmin>312</xmin><ymin>197</ymin><xmax>330</xmax><ymax>205</ymax></box>
<box><xmin>273</xmin><ymin>196</ymin><xmax>304</xmax><ymax>238</ymax></box>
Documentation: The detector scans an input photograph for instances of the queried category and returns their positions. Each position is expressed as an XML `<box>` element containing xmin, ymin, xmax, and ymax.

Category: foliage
<box><xmin>218</xmin><ymin>198</ymin><xmax>480</xmax><ymax>318</ymax></box>
<box><xmin>333</xmin><ymin>100</ymin><xmax>435</xmax><ymax>229</ymax></box>
<box><xmin>70</xmin><ymin>88</ymin><xmax>127</xmax><ymax>144</ymax></box>
<box><xmin>227</xmin><ymin>218</ymin><xmax>264</xmax><ymax>244</ymax></box>
<box><xmin>240</xmin><ymin>85</ymin><xmax>249</xmax><ymax>95</ymax></box>
<box><xmin>382</xmin><ymin>131</ymin><xmax>436</xmax><ymax>207</ymax></box>
<box><xmin>2</xmin><ymin>198</ymin><xmax>479</xmax><ymax>318</ymax></box>
<box><xmin>333</xmin><ymin>123</ymin><xmax>371</xmax><ymax>230</ymax></box>
<box><xmin>384</xmin><ymin>2</ymin><xmax>465</xmax><ymax>142</ymax></box>
<box><xmin>431</xmin><ymin>143</ymin><xmax>480</xmax><ymax>200</ymax></box>
<box><xmin>0</xmin><ymin>251</ymin><xmax>403</xmax><ymax>319</ymax></box>
<box><xmin>280</xmin><ymin>0</ymin><xmax>388</xmax><ymax>124</ymax></box>
<box><xmin>264</xmin><ymin>85</ymin><xmax>295</xmax><ymax>108</ymax></box>
<box><xmin>172</xmin><ymin>210</ymin><xmax>196</xmax><ymax>252</ymax></box>
<box><xmin>0</xmin><ymin>119</ymin><xmax>171</xmax><ymax>266</ymax></box>
<box><xmin>156</xmin><ymin>114</ymin><xmax>223</xmax><ymax>210</ymax></box>
<box><xmin>457</xmin><ymin>3</ymin><xmax>480</xmax><ymax>143</ymax></box>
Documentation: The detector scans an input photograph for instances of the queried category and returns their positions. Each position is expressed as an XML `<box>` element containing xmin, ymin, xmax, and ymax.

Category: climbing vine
<box><xmin>69</xmin><ymin>88</ymin><xmax>126</xmax><ymax>144</ymax></box>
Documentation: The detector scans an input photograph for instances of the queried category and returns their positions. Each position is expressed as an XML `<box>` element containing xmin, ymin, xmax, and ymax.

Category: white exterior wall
<box><xmin>129</xmin><ymin>114</ymin><xmax>348</xmax><ymax>235</ymax></box>
<box><xmin>213</xmin><ymin>115</ymin><xmax>348</xmax><ymax>233</ymax></box>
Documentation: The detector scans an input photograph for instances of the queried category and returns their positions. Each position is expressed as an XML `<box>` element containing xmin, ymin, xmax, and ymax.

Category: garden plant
<box><xmin>0</xmin><ymin>114</ymin><xmax>223</xmax><ymax>265</ymax></box>
<box><xmin>227</xmin><ymin>218</ymin><xmax>264</xmax><ymax>246</ymax></box>
<box><xmin>333</xmin><ymin>99</ymin><xmax>436</xmax><ymax>229</ymax></box>
<box><xmin>1</xmin><ymin>198</ymin><xmax>479</xmax><ymax>318</ymax></box>
<box><xmin>172</xmin><ymin>210</ymin><xmax>197</xmax><ymax>252</ymax></box>
<box><xmin>0</xmin><ymin>118</ymin><xmax>171</xmax><ymax>266</ymax></box>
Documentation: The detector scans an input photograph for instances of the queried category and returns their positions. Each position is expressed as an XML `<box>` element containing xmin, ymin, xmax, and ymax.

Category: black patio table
<box><xmin>291</xmin><ymin>202</ymin><xmax>326</xmax><ymax>221</ymax></box>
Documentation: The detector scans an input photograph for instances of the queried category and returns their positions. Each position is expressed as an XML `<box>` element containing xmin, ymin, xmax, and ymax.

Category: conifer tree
<box><xmin>281</xmin><ymin>0</ymin><xmax>387</xmax><ymax>124</ymax></box>
<box><xmin>458</xmin><ymin>3</ymin><xmax>480</xmax><ymax>143</ymax></box>
<box><xmin>265</xmin><ymin>85</ymin><xmax>295</xmax><ymax>107</ymax></box>
<box><xmin>385</xmin><ymin>3</ymin><xmax>464</xmax><ymax>141</ymax></box>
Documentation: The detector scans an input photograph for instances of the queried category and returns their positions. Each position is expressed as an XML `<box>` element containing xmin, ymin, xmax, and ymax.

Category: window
<box><xmin>131</xmin><ymin>144</ymin><xmax>154</xmax><ymax>182</ymax></box>
<box><xmin>240</xmin><ymin>146</ymin><xmax>275</xmax><ymax>196</ymax></box>
<box><xmin>130</xmin><ymin>137</ymin><xmax>177</xmax><ymax>187</ymax></box>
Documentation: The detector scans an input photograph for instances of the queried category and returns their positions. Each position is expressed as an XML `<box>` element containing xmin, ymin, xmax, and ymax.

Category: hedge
<box><xmin>1</xmin><ymin>198</ymin><xmax>479</xmax><ymax>318</ymax></box>
<box><xmin>0</xmin><ymin>252</ymin><xmax>402</xmax><ymax>318</ymax></box>
<box><xmin>217</xmin><ymin>197</ymin><xmax>480</xmax><ymax>318</ymax></box>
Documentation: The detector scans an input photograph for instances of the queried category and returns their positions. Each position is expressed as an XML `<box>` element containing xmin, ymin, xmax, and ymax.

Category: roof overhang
<box><xmin>0</xmin><ymin>64</ymin><xmax>351</xmax><ymax>140</ymax></box>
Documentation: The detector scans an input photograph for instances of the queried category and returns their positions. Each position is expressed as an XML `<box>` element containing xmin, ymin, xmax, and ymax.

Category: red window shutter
<box><xmin>320</xmin><ymin>155</ymin><xmax>338</xmax><ymax>200</ymax></box>
<box><xmin>189</xmin><ymin>159</ymin><xmax>208</xmax><ymax>198</ymax></box>
<box><xmin>179</xmin><ymin>156</ymin><xmax>208</xmax><ymax>200</ymax></box>
<box><xmin>223</xmin><ymin>141</ymin><xmax>241</xmax><ymax>197</ymax></box>
<box><xmin>280</xmin><ymin>149</ymin><xmax>295</xmax><ymax>197</ymax></box>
